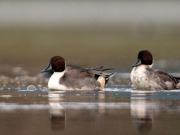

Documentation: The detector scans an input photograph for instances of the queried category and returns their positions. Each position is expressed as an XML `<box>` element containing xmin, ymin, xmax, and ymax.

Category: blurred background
<box><xmin>0</xmin><ymin>0</ymin><xmax>180</xmax><ymax>76</ymax></box>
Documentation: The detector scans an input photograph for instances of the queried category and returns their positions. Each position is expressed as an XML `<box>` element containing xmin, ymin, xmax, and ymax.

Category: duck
<box><xmin>130</xmin><ymin>50</ymin><xmax>180</xmax><ymax>90</ymax></box>
<box><xmin>41</xmin><ymin>56</ymin><xmax>115</xmax><ymax>91</ymax></box>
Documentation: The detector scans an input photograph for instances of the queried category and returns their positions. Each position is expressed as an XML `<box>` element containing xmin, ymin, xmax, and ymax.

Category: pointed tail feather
<box><xmin>82</xmin><ymin>66</ymin><xmax>113</xmax><ymax>72</ymax></box>
<box><xmin>80</xmin><ymin>66</ymin><xmax>104</xmax><ymax>72</ymax></box>
<box><xmin>171</xmin><ymin>75</ymin><xmax>180</xmax><ymax>84</ymax></box>
<box><xmin>92</xmin><ymin>66</ymin><xmax>113</xmax><ymax>72</ymax></box>
<box><xmin>107</xmin><ymin>72</ymin><xmax>116</xmax><ymax>77</ymax></box>
<box><xmin>174</xmin><ymin>76</ymin><xmax>180</xmax><ymax>80</ymax></box>
<box><xmin>100</xmin><ymin>68</ymin><xmax>114</xmax><ymax>71</ymax></box>
<box><xmin>92</xmin><ymin>65</ymin><xmax>104</xmax><ymax>70</ymax></box>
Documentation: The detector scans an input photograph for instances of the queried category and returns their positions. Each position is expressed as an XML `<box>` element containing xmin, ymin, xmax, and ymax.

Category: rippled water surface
<box><xmin>0</xmin><ymin>85</ymin><xmax>180</xmax><ymax>135</ymax></box>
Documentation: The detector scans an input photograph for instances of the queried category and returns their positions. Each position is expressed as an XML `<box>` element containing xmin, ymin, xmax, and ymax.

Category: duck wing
<box><xmin>60</xmin><ymin>69</ymin><xmax>101</xmax><ymax>89</ymax></box>
<box><xmin>150</xmin><ymin>69</ymin><xmax>177</xmax><ymax>90</ymax></box>
<box><xmin>154</xmin><ymin>70</ymin><xmax>178</xmax><ymax>83</ymax></box>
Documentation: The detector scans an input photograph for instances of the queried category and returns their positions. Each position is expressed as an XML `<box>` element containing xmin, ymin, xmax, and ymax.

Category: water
<box><xmin>0</xmin><ymin>85</ymin><xmax>180</xmax><ymax>135</ymax></box>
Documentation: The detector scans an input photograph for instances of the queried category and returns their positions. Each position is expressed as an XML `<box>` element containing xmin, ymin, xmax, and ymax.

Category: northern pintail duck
<box><xmin>130</xmin><ymin>50</ymin><xmax>180</xmax><ymax>90</ymax></box>
<box><xmin>41</xmin><ymin>56</ymin><xmax>115</xmax><ymax>91</ymax></box>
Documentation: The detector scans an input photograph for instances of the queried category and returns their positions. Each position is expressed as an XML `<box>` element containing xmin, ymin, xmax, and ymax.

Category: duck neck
<box><xmin>136</xmin><ymin>64</ymin><xmax>153</xmax><ymax>69</ymax></box>
<box><xmin>48</xmin><ymin>71</ymin><xmax>67</xmax><ymax>90</ymax></box>
<box><xmin>147</xmin><ymin>63</ymin><xmax>153</xmax><ymax>68</ymax></box>
<box><xmin>49</xmin><ymin>71</ymin><xmax>65</xmax><ymax>84</ymax></box>
<box><xmin>52</xmin><ymin>71</ymin><xmax>65</xmax><ymax>78</ymax></box>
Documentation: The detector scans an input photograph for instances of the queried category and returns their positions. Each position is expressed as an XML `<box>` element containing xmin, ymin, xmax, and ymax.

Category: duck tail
<box><xmin>91</xmin><ymin>66</ymin><xmax>104</xmax><ymax>70</ymax></box>
<box><xmin>104</xmin><ymin>72</ymin><xmax>116</xmax><ymax>84</ymax></box>
<box><xmin>95</xmin><ymin>72</ymin><xmax>116</xmax><ymax>86</ymax></box>
<box><xmin>171</xmin><ymin>76</ymin><xmax>180</xmax><ymax>89</ymax></box>
<box><xmin>101</xmin><ymin>68</ymin><xmax>114</xmax><ymax>71</ymax></box>
<box><xmin>91</xmin><ymin>66</ymin><xmax>113</xmax><ymax>72</ymax></box>
<box><xmin>174</xmin><ymin>76</ymin><xmax>180</xmax><ymax>81</ymax></box>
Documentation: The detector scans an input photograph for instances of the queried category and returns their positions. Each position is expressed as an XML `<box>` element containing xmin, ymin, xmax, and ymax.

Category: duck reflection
<box><xmin>131</xmin><ymin>92</ymin><xmax>154</xmax><ymax>134</ymax></box>
<box><xmin>48</xmin><ymin>91</ymin><xmax>106</xmax><ymax>131</ymax></box>
<box><xmin>48</xmin><ymin>91</ymin><xmax>66</xmax><ymax>131</ymax></box>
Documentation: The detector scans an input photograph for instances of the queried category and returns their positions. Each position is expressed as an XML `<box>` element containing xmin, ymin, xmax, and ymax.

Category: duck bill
<box><xmin>132</xmin><ymin>59</ymin><xmax>141</xmax><ymax>67</ymax></box>
<box><xmin>41</xmin><ymin>63</ymin><xmax>52</xmax><ymax>73</ymax></box>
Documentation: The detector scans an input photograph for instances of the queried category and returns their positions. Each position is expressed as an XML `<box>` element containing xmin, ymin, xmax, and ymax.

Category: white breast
<box><xmin>48</xmin><ymin>72</ymin><xmax>73</xmax><ymax>91</ymax></box>
<box><xmin>131</xmin><ymin>66</ymin><xmax>147</xmax><ymax>89</ymax></box>
<box><xmin>130</xmin><ymin>65</ymin><xmax>163</xmax><ymax>90</ymax></box>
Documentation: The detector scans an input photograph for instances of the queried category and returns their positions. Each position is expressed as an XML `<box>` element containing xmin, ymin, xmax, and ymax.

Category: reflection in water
<box><xmin>48</xmin><ymin>91</ymin><xmax>66</xmax><ymax>131</ymax></box>
<box><xmin>1</xmin><ymin>89</ymin><xmax>180</xmax><ymax>134</ymax></box>
<box><xmin>96</xmin><ymin>92</ymin><xmax>105</xmax><ymax>114</ymax></box>
<box><xmin>48</xmin><ymin>91</ymin><xmax>107</xmax><ymax>132</ymax></box>
<box><xmin>131</xmin><ymin>92</ymin><xmax>154</xmax><ymax>134</ymax></box>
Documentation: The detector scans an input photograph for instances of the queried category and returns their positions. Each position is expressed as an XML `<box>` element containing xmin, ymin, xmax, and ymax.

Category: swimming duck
<box><xmin>41</xmin><ymin>56</ymin><xmax>115</xmax><ymax>91</ymax></box>
<box><xmin>130</xmin><ymin>50</ymin><xmax>180</xmax><ymax>90</ymax></box>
